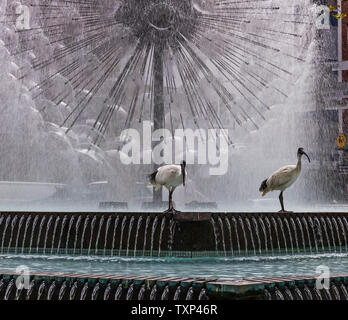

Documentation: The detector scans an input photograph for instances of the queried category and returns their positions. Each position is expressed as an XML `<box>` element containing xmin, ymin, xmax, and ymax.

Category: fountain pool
<box><xmin>0</xmin><ymin>253</ymin><xmax>348</xmax><ymax>281</ymax></box>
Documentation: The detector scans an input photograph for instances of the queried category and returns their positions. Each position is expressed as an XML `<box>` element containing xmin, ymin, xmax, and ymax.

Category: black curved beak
<box><xmin>303</xmin><ymin>152</ymin><xmax>311</xmax><ymax>163</ymax></box>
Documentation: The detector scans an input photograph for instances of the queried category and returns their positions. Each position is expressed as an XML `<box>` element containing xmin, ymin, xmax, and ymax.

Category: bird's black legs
<box><xmin>279</xmin><ymin>192</ymin><xmax>284</xmax><ymax>211</ymax></box>
<box><xmin>163</xmin><ymin>187</ymin><xmax>181</xmax><ymax>214</ymax></box>
<box><xmin>278</xmin><ymin>191</ymin><xmax>293</xmax><ymax>213</ymax></box>
<box><xmin>168</xmin><ymin>189</ymin><xmax>173</xmax><ymax>210</ymax></box>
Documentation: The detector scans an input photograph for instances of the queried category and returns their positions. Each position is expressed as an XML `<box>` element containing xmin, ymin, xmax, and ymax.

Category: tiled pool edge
<box><xmin>1</xmin><ymin>270</ymin><xmax>348</xmax><ymax>300</ymax></box>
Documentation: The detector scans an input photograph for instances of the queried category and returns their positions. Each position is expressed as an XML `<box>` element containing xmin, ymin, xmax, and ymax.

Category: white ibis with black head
<box><xmin>148</xmin><ymin>161</ymin><xmax>187</xmax><ymax>213</ymax></box>
<box><xmin>259</xmin><ymin>148</ymin><xmax>310</xmax><ymax>213</ymax></box>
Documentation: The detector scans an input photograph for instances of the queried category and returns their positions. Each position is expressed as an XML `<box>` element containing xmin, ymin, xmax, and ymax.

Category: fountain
<box><xmin>0</xmin><ymin>211</ymin><xmax>348</xmax><ymax>257</ymax></box>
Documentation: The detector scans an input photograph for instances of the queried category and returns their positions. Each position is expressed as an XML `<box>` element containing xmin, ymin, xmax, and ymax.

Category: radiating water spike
<box><xmin>245</xmin><ymin>217</ymin><xmax>256</xmax><ymax>255</ymax></box>
<box><xmin>57</xmin><ymin>215</ymin><xmax>68</xmax><ymax>254</ymax></box>
<box><xmin>284</xmin><ymin>286</ymin><xmax>293</xmax><ymax>300</ymax></box>
<box><xmin>210</xmin><ymin>217</ymin><xmax>219</xmax><ymax>252</ymax></box>
<box><xmin>294</xmin><ymin>285</ymin><xmax>303</xmax><ymax>300</ymax></box>
<box><xmin>119</xmin><ymin>216</ymin><xmax>128</xmax><ymax>256</ymax></box>
<box><xmin>313</xmin><ymin>217</ymin><xmax>324</xmax><ymax>251</ymax></box>
<box><xmin>264</xmin><ymin>217</ymin><xmax>273</xmax><ymax>255</ymax></box>
<box><xmin>276</xmin><ymin>217</ymin><xmax>287</xmax><ymax>254</ymax></box>
<box><xmin>198</xmin><ymin>288</ymin><xmax>209</xmax><ymax>300</ymax></box>
<box><xmin>274</xmin><ymin>287</ymin><xmax>284</xmax><ymax>300</ymax></box>
<box><xmin>186</xmin><ymin>287</ymin><xmax>194</xmax><ymax>300</ymax></box>
<box><xmin>337</xmin><ymin>217</ymin><xmax>347</xmax><ymax>252</ymax></box>
<box><xmin>150</xmin><ymin>216</ymin><xmax>158</xmax><ymax>256</ymax></box>
<box><xmin>158</xmin><ymin>216</ymin><xmax>166</xmax><ymax>257</ymax></box>
<box><xmin>224</xmin><ymin>216</ymin><xmax>234</xmax><ymax>256</ymax></box>
<box><xmin>231</xmin><ymin>217</ymin><xmax>241</xmax><ymax>255</ymax></box>
<box><xmin>134</xmin><ymin>216</ymin><xmax>143</xmax><ymax>257</ymax></box>
<box><xmin>142</xmin><ymin>216</ymin><xmax>151</xmax><ymax>256</ymax></box>
<box><xmin>37</xmin><ymin>281</ymin><xmax>46</xmax><ymax>300</ymax></box>
<box><xmin>58</xmin><ymin>281</ymin><xmax>67</xmax><ymax>300</ymax></box>
<box><xmin>138</xmin><ymin>284</ymin><xmax>146</xmax><ymax>300</ymax></box>
<box><xmin>115</xmin><ymin>283</ymin><xmax>123</xmax><ymax>300</ymax></box>
<box><xmin>238</xmin><ymin>216</ymin><xmax>248</xmax><ymax>255</ymax></box>
<box><xmin>332</xmin><ymin>217</ymin><xmax>342</xmax><ymax>253</ymax></box>
<box><xmin>7</xmin><ymin>215</ymin><xmax>18</xmax><ymax>253</ymax></box>
<box><xmin>21</xmin><ymin>215</ymin><xmax>32</xmax><ymax>254</ymax></box>
<box><xmin>340</xmin><ymin>283</ymin><xmax>348</xmax><ymax>300</ymax></box>
<box><xmin>296</xmin><ymin>217</ymin><xmax>305</xmax><ymax>252</ymax></box>
<box><xmin>91</xmin><ymin>283</ymin><xmax>100</xmax><ymax>300</ymax></box>
<box><xmin>26</xmin><ymin>280</ymin><xmax>36</xmax><ymax>300</ymax></box>
<box><xmin>50</xmin><ymin>216</ymin><xmax>61</xmax><ymax>254</ymax></box>
<box><xmin>95</xmin><ymin>216</ymin><xmax>105</xmax><ymax>255</ymax></box>
<box><xmin>303</xmin><ymin>285</ymin><xmax>313</xmax><ymax>300</ymax></box>
<box><xmin>73</xmin><ymin>215</ymin><xmax>82</xmax><ymax>254</ymax></box>
<box><xmin>103</xmin><ymin>283</ymin><xmax>112</xmax><ymax>300</ymax></box>
<box><xmin>320</xmin><ymin>217</ymin><xmax>331</xmax><ymax>252</ymax></box>
<box><xmin>69</xmin><ymin>281</ymin><xmax>78</xmax><ymax>300</ymax></box>
<box><xmin>42</xmin><ymin>216</ymin><xmax>53</xmax><ymax>254</ymax></box>
<box><xmin>111</xmin><ymin>216</ymin><xmax>120</xmax><ymax>256</ymax></box>
<box><xmin>14</xmin><ymin>216</ymin><xmax>25</xmax><ymax>254</ymax></box>
<box><xmin>173</xmin><ymin>286</ymin><xmax>182</xmax><ymax>300</ymax></box>
<box><xmin>168</xmin><ymin>218</ymin><xmax>176</xmax><ymax>252</ymax></box>
<box><xmin>301</xmin><ymin>217</ymin><xmax>312</xmax><ymax>253</ymax></box>
<box><xmin>312</xmin><ymin>287</ymin><xmax>323</xmax><ymax>300</ymax></box>
<box><xmin>80</xmin><ymin>282</ymin><xmax>89</xmax><ymax>300</ymax></box>
<box><xmin>80</xmin><ymin>216</ymin><xmax>90</xmax><ymax>255</ymax></box>
<box><xmin>161</xmin><ymin>285</ymin><xmax>170</xmax><ymax>300</ymax></box>
<box><xmin>126</xmin><ymin>283</ymin><xmax>134</xmax><ymax>300</ymax></box>
<box><xmin>252</xmin><ymin>217</ymin><xmax>262</xmax><ymax>254</ymax></box>
<box><xmin>283</xmin><ymin>217</ymin><xmax>294</xmax><ymax>255</ymax></box>
<box><xmin>331</xmin><ymin>283</ymin><xmax>341</xmax><ymax>300</ymax></box>
<box><xmin>47</xmin><ymin>281</ymin><xmax>56</xmax><ymax>300</ymax></box>
<box><xmin>308</xmin><ymin>216</ymin><xmax>318</xmax><ymax>253</ymax></box>
<box><xmin>88</xmin><ymin>216</ymin><xmax>97</xmax><ymax>255</ymax></box>
<box><xmin>271</xmin><ymin>217</ymin><xmax>281</xmax><ymax>254</ymax></box>
<box><xmin>289</xmin><ymin>217</ymin><xmax>300</xmax><ymax>254</ymax></box>
<box><xmin>103</xmin><ymin>216</ymin><xmax>112</xmax><ymax>255</ymax></box>
<box><xmin>4</xmin><ymin>279</ymin><xmax>15</xmax><ymax>300</ymax></box>
<box><xmin>1</xmin><ymin>216</ymin><xmax>11</xmax><ymax>253</ymax></box>
<box><xmin>65</xmin><ymin>216</ymin><xmax>75</xmax><ymax>254</ymax></box>
<box><xmin>217</xmin><ymin>216</ymin><xmax>226</xmax><ymax>256</ymax></box>
<box><xmin>325</xmin><ymin>217</ymin><xmax>336</xmax><ymax>252</ymax></box>
<box><xmin>150</xmin><ymin>284</ymin><xmax>158</xmax><ymax>300</ymax></box>
<box><xmin>263</xmin><ymin>289</ymin><xmax>272</xmax><ymax>300</ymax></box>
<box><xmin>126</xmin><ymin>216</ymin><xmax>135</xmax><ymax>257</ymax></box>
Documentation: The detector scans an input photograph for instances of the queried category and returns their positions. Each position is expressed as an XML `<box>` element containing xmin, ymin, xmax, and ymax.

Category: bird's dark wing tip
<box><xmin>148</xmin><ymin>170</ymin><xmax>158</xmax><ymax>184</ymax></box>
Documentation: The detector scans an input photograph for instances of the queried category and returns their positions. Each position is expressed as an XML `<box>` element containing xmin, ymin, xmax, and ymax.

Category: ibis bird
<box><xmin>259</xmin><ymin>148</ymin><xmax>310</xmax><ymax>213</ymax></box>
<box><xmin>148</xmin><ymin>161</ymin><xmax>187</xmax><ymax>213</ymax></box>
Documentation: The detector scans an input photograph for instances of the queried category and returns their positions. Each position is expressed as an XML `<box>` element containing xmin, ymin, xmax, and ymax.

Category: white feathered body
<box><xmin>261</xmin><ymin>161</ymin><xmax>301</xmax><ymax>196</ymax></box>
<box><xmin>151</xmin><ymin>165</ymin><xmax>187</xmax><ymax>191</ymax></box>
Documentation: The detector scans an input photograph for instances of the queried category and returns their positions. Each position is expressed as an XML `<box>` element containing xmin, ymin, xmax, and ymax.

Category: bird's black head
<box><xmin>181</xmin><ymin>161</ymin><xmax>186</xmax><ymax>186</ymax></box>
<box><xmin>297</xmin><ymin>147</ymin><xmax>310</xmax><ymax>163</ymax></box>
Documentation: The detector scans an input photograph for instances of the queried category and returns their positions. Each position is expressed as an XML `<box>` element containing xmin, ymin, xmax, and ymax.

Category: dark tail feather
<box><xmin>259</xmin><ymin>179</ymin><xmax>268</xmax><ymax>192</ymax></box>
<box><xmin>148</xmin><ymin>171</ymin><xmax>158</xmax><ymax>185</ymax></box>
